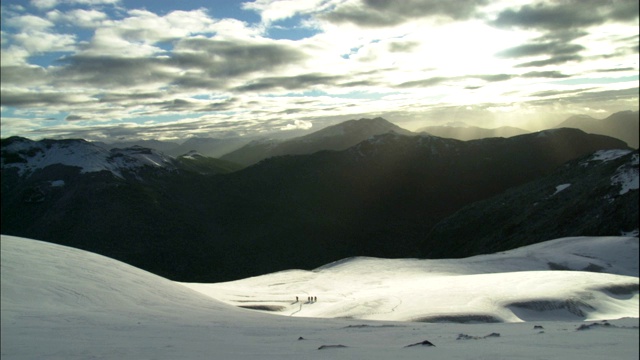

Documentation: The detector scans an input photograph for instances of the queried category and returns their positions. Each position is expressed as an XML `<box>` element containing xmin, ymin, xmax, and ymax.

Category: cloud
<box><xmin>475</xmin><ymin>74</ymin><xmax>513</xmax><ymax>82</ymax></box>
<box><xmin>46</xmin><ymin>9</ymin><xmax>108</xmax><ymax>28</ymax></box>
<box><xmin>521</xmin><ymin>71</ymin><xmax>571</xmax><ymax>78</ymax></box>
<box><xmin>172</xmin><ymin>38</ymin><xmax>308</xmax><ymax>78</ymax></box>
<box><xmin>323</xmin><ymin>0</ymin><xmax>488</xmax><ymax>27</ymax></box>
<box><xmin>234</xmin><ymin>73</ymin><xmax>344</xmax><ymax>92</ymax></box>
<box><xmin>515</xmin><ymin>55</ymin><xmax>582</xmax><ymax>68</ymax></box>
<box><xmin>388</xmin><ymin>40</ymin><xmax>420</xmax><ymax>53</ymax></box>
<box><xmin>0</xmin><ymin>89</ymin><xmax>93</xmax><ymax>107</ymax></box>
<box><xmin>530</xmin><ymin>88</ymin><xmax>596</xmax><ymax>98</ymax></box>
<box><xmin>30</xmin><ymin>0</ymin><xmax>121</xmax><ymax>10</ymax></box>
<box><xmin>497</xmin><ymin>42</ymin><xmax>585</xmax><ymax>58</ymax></box>
<box><xmin>396</xmin><ymin>76</ymin><xmax>448</xmax><ymax>88</ymax></box>
<box><xmin>242</xmin><ymin>0</ymin><xmax>334</xmax><ymax>24</ymax></box>
<box><xmin>492</xmin><ymin>0</ymin><xmax>639</xmax><ymax>31</ymax></box>
<box><xmin>54</xmin><ymin>55</ymin><xmax>173</xmax><ymax>88</ymax></box>
<box><xmin>65</xmin><ymin>114</ymin><xmax>87</xmax><ymax>121</ymax></box>
<box><xmin>496</xmin><ymin>33</ymin><xmax>586</xmax><ymax>68</ymax></box>
<box><xmin>0</xmin><ymin>65</ymin><xmax>50</xmax><ymax>86</ymax></box>
<box><xmin>528</xmin><ymin>86</ymin><xmax>639</xmax><ymax>107</ymax></box>
<box><xmin>5</xmin><ymin>14</ymin><xmax>55</xmax><ymax>30</ymax></box>
<box><xmin>281</xmin><ymin>119</ymin><xmax>313</xmax><ymax>130</ymax></box>
<box><xmin>2</xmin><ymin>0</ymin><xmax>637</xmax><ymax>142</ymax></box>
<box><xmin>11</xmin><ymin>30</ymin><xmax>76</xmax><ymax>53</ymax></box>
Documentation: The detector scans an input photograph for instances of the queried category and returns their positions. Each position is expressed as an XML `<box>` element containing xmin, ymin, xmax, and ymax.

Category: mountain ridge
<box><xmin>416</xmin><ymin>124</ymin><xmax>530</xmax><ymax>141</ymax></box>
<box><xmin>554</xmin><ymin>110</ymin><xmax>638</xmax><ymax>148</ymax></box>
<box><xmin>421</xmin><ymin>149</ymin><xmax>639</xmax><ymax>258</ymax></box>
<box><xmin>1</xmin><ymin>126</ymin><xmax>633</xmax><ymax>282</ymax></box>
<box><xmin>220</xmin><ymin>117</ymin><xmax>413</xmax><ymax>166</ymax></box>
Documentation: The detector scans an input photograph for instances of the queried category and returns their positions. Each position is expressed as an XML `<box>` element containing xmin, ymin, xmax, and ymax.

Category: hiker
<box><xmin>296</xmin><ymin>296</ymin><xmax>298</xmax><ymax>302</ymax></box>
<box><xmin>314</xmin><ymin>296</ymin><xmax>317</xmax><ymax>302</ymax></box>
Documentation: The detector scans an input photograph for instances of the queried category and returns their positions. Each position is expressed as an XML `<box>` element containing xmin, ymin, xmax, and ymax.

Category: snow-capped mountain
<box><xmin>1</xmin><ymin>136</ymin><xmax>243</xmax><ymax>181</ymax></box>
<box><xmin>1</xmin><ymin>136</ymin><xmax>178</xmax><ymax>179</ymax></box>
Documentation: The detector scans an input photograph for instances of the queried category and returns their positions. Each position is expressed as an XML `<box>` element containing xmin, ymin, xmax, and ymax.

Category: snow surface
<box><xmin>587</xmin><ymin>149</ymin><xmax>633</xmax><ymax>163</ymax></box>
<box><xmin>184</xmin><ymin>236</ymin><xmax>639</xmax><ymax>323</ymax></box>
<box><xmin>2</xmin><ymin>235</ymin><xmax>638</xmax><ymax>359</ymax></box>
<box><xmin>551</xmin><ymin>183</ymin><xmax>571</xmax><ymax>196</ymax></box>
<box><xmin>612</xmin><ymin>152</ymin><xmax>639</xmax><ymax>195</ymax></box>
<box><xmin>2</xmin><ymin>139</ymin><xmax>176</xmax><ymax>178</ymax></box>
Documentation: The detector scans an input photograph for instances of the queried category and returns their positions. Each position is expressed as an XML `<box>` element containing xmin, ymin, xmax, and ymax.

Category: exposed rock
<box><xmin>404</xmin><ymin>340</ymin><xmax>436</xmax><ymax>347</ymax></box>
<box><xmin>318</xmin><ymin>344</ymin><xmax>348</xmax><ymax>349</ymax></box>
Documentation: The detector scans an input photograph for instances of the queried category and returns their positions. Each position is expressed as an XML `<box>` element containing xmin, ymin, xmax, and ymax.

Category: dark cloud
<box><xmin>493</xmin><ymin>0</ymin><xmax>639</xmax><ymax>31</ymax></box>
<box><xmin>498</xmin><ymin>42</ymin><xmax>585</xmax><ymax>58</ymax></box>
<box><xmin>65</xmin><ymin>114</ymin><xmax>86</xmax><ymax>121</ymax></box>
<box><xmin>515</xmin><ymin>55</ymin><xmax>582</xmax><ymax>68</ymax></box>
<box><xmin>598</xmin><ymin>67</ymin><xmax>636</xmax><ymax>73</ymax></box>
<box><xmin>522</xmin><ymin>71</ymin><xmax>571</xmax><ymax>78</ymax></box>
<box><xmin>388</xmin><ymin>41</ymin><xmax>420</xmax><ymax>53</ymax></box>
<box><xmin>475</xmin><ymin>74</ymin><xmax>513</xmax><ymax>82</ymax></box>
<box><xmin>530</xmin><ymin>87</ymin><xmax>596</xmax><ymax>97</ymax></box>
<box><xmin>323</xmin><ymin>0</ymin><xmax>488</xmax><ymax>27</ymax></box>
<box><xmin>0</xmin><ymin>65</ymin><xmax>49</xmax><ymax>86</ymax></box>
<box><xmin>55</xmin><ymin>55</ymin><xmax>172</xmax><ymax>87</ymax></box>
<box><xmin>234</xmin><ymin>73</ymin><xmax>344</xmax><ymax>92</ymax></box>
<box><xmin>171</xmin><ymin>39</ymin><xmax>307</xmax><ymax>78</ymax></box>
<box><xmin>527</xmin><ymin>86</ymin><xmax>639</xmax><ymax>107</ymax></box>
<box><xmin>492</xmin><ymin>1</ymin><xmax>637</xmax><ymax>70</ymax></box>
<box><xmin>396</xmin><ymin>76</ymin><xmax>448</xmax><ymax>88</ymax></box>
<box><xmin>98</xmin><ymin>92</ymin><xmax>164</xmax><ymax>103</ymax></box>
<box><xmin>200</xmin><ymin>98</ymin><xmax>238</xmax><ymax>112</ymax></box>
<box><xmin>338</xmin><ymin>80</ymin><xmax>380</xmax><ymax>87</ymax></box>
<box><xmin>40</xmin><ymin>38</ymin><xmax>308</xmax><ymax>93</ymax></box>
<box><xmin>156</xmin><ymin>99</ymin><xmax>198</xmax><ymax>111</ymax></box>
<box><xmin>0</xmin><ymin>90</ymin><xmax>85</xmax><ymax>107</ymax></box>
<box><xmin>497</xmin><ymin>35</ymin><xmax>585</xmax><ymax>68</ymax></box>
<box><xmin>169</xmin><ymin>76</ymin><xmax>227</xmax><ymax>90</ymax></box>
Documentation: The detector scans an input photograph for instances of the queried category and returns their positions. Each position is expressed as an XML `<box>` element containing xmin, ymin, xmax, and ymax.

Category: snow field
<box><xmin>1</xmin><ymin>235</ymin><xmax>638</xmax><ymax>359</ymax></box>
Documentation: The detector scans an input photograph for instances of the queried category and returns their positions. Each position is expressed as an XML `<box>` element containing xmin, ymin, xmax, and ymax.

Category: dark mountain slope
<box><xmin>416</xmin><ymin>125</ymin><xmax>529</xmax><ymax>140</ymax></box>
<box><xmin>421</xmin><ymin>149</ymin><xmax>639</xmax><ymax>258</ymax></box>
<box><xmin>1</xmin><ymin>129</ymin><xmax>630</xmax><ymax>282</ymax></box>
<box><xmin>165</xmin><ymin>137</ymin><xmax>251</xmax><ymax>158</ymax></box>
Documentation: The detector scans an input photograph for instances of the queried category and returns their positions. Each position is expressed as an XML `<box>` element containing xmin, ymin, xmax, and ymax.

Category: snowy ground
<box><xmin>2</xmin><ymin>235</ymin><xmax>638</xmax><ymax>359</ymax></box>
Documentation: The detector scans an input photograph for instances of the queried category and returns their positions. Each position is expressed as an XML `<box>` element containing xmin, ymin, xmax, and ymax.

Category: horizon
<box><xmin>1</xmin><ymin>0</ymin><xmax>638</xmax><ymax>142</ymax></box>
<box><xmin>1</xmin><ymin>110</ymin><xmax>636</xmax><ymax>145</ymax></box>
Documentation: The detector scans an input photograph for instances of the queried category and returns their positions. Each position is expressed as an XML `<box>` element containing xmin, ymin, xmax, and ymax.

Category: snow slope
<box><xmin>584</xmin><ymin>149</ymin><xmax>639</xmax><ymax>195</ymax></box>
<box><xmin>184</xmin><ymin>237</ymin><xmax>639</xmax><ymax>323</ymax></box>
<box><xmin>2</xmin><ymin>235</ymin><xmax>638</xmax><ymax>359</ymax></box>
<box><xmin>1</xmin><ymin>137</ymin><xmax>176</xmax><ymax>178</ymax></box>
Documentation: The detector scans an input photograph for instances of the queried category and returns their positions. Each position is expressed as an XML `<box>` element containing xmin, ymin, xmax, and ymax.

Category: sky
<box><xmin>1</xmin><ymin>0</ymin><xmax>638</xmax><ymax>142</ymax></box>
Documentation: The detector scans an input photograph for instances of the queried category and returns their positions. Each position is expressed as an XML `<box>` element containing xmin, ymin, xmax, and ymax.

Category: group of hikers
<box><xmin>295</xmin><ymin>296</ymin><xmax>317</xmax><ymax>303</ymax></box>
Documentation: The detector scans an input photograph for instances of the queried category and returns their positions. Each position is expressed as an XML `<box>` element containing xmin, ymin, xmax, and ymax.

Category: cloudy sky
<box><xmin>1</xmin><ymin>0</ymin><xmax>638</xmax><ymax>141</ymax></box>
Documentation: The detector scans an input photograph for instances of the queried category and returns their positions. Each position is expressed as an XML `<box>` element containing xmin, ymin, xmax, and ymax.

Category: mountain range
<box><xmin>90</xmin><ymin>111</ymin><xmax>638</xmax><ymax>161</ymax></box>
<box><xmin>416</xmin><ymin>125</ymin><xmax>529</xmax><ymax>141</ymax></box>
<box><xmin>554</xmin><ymin>110</ymin><xmax>639</xmax><ymax>148</ymax></box>
<box><xmin>219</xmin><ymin>117</ymin><xmax>414</xmax><ymax>166</ymax></box>
<box><xmin>1</xmin><ymin>117</ymin><xmax>634</xmax><ymax>282</ymax></box>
